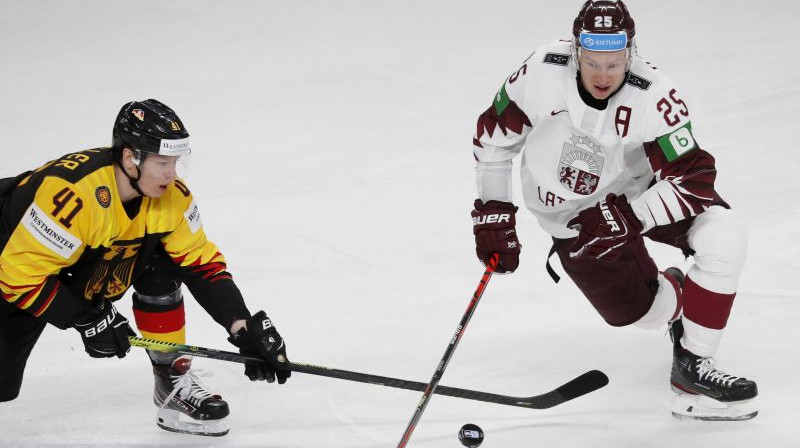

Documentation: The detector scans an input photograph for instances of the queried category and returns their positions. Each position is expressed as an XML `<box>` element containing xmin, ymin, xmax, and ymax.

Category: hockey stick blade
<box><xmin>129</xmin><ymin>336</ymin><xmax>607</xmax><ymax>409</ymax></box>
<box><xmin>508</xmin><ymin>369</ymin><xmax>609</xmax><ymax>409</ymax></box>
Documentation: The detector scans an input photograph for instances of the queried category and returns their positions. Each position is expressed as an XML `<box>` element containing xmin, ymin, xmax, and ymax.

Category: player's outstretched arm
<box><xmin>228</xmin><ymin>310</ymin><xmax>291</xmax><ymax>384</ymax></box>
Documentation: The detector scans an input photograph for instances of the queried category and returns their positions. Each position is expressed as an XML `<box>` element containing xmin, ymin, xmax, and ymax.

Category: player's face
<box><xmin>138</xmin><ymin>154</ymin><xmax>179</xmax><ymax>198</ymax></box>
<box><xmin>578</xmin><ymin>50</ymin><xmax>628</xmax><ymax>100</ymax></box>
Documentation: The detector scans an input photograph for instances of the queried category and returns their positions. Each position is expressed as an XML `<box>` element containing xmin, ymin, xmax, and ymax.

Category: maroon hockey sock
<box><xmin>682</xmin><ymin>276</ymin><xmax>735</xmax><ymax>330</ymax></box>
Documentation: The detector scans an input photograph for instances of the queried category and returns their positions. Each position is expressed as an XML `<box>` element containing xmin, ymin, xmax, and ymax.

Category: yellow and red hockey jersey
<box><xmin>0</xmin><ymin>147</ymin><xmax>249</xmax><ymax>329</ymax></box>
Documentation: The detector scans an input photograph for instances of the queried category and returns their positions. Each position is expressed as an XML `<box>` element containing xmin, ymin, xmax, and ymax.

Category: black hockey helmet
<box><xmin>112</xmin><ymin>99</ymin><xmax>191</xmax><ymax>158</ymax></box>
<box><xmin>572</xmin><ymin>0</ymin><xmax>636</xmax><ymax>51</ymax></box>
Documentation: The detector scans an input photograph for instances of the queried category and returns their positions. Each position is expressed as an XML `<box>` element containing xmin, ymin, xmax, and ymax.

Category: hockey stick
<box><xmin>396</xmin><ymin>254</ymin><xmax>496</xmax><ymax>448</ymax></box>
<box><xmin>130</xmin><ymin>335</ymin><xmax>606</xmax><ymax>409</ymax></box>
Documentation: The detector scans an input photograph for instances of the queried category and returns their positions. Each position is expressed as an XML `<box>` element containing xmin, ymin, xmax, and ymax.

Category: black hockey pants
<box><xmin>0</xmin><ymin>298</ymin><xmax>47</xmax><ymax>402</ymax></box>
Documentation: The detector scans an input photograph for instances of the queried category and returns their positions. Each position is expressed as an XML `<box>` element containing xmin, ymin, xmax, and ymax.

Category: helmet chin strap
<box><xmin>127</xmin><ymin>169</ymin><xmax>145</xmax><ymax>197</ymax></box>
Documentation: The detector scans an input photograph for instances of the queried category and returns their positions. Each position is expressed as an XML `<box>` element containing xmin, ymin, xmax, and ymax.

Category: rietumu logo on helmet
<box><xmin>579</xmin><ymin>33</ymin><xmax>627</xmax><ymax>51</ymax></box>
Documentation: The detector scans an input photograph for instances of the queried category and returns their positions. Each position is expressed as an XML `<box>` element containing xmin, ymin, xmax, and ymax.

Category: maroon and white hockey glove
<box><xmin>567</xmin><ymin>193</ymin><xmax>643</xmax><ymax>261</ymax></box>
<box><xmin>471</xmin><ymin>199</ymin><xmax>521</xmax><ymax>274</ymax></box>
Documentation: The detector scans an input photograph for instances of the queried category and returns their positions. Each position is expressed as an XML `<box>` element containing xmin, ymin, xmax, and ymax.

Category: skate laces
<box><xmin>161</xmin><ymin>367</ymin><xmax>215</xmax><ymax>409</ymax></box>
<box><xmin>696</xmin><ymin>358</ymin><xmax>740</xmax><ymax>387</ymax></box>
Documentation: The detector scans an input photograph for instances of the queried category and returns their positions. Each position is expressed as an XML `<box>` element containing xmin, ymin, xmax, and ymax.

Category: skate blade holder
<box><xmin>671</xmin><ymin>390</ymin><xmax>758</xmax><ymax>421</ymax></box>
<box><xmin>156</xmin><ymin>408</ymin><xmax>230</xmax><ymax>437</ymax></box>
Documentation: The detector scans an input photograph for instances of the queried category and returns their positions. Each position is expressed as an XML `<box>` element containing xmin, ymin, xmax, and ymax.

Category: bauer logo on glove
<box><xmin>567</xmin><ymin>194</ymin><xmax>643</xmax><ymax>261</ymax></box>
<box><xmin>598</xmin><ymin>200</ymin><xmax>622</xmax><ymax>233</ymax></box>
<box><xmin>472</xmin><ymin>213</ymin><xmax>511</xmax><ymax>225</ymax></box>
<box><xmin>470</xmin><ymin>199</ymin><xmax>521</xmax><ymax>274</ymax></box>
<box><xmin>80</xmin><ymin>305</ymin><xmax>121</xmax><ymax>338</ymax></box>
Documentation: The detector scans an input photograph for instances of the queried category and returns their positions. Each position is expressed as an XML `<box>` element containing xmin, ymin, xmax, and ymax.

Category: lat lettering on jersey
<box><xmin>473</xmin><ymin>213</ymin><xmax>511</xmax><ymax>226</ymax></box>
<box><xmin>21</xmin><ymin>203</ymin><xmax>83</xmax><ymax>259</ymax></box>
<box><xmin>657</xmin><ymin>122</ymin><xmax>697</xmax><ymax>162</ymax></box>
<box><xmin>537</xmin><ymin>186</ymin><xmax>566</xmax><ymax>207</ymax></box>
<box><xmin>184</xmin><ymin>200</ymin><xmax>202</xmax><ymax>234</ymax></box>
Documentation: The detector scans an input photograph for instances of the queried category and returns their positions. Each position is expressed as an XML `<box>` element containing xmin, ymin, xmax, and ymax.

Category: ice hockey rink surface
<box><xmin>1</xmin><ymin>1</ymin><xmax>798</xmax><ymax>447</ymax></box>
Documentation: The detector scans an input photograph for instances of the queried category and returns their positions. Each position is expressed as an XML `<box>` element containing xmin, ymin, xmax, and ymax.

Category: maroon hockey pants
<box><xmin>554</xmin><ymin>218</ymin><xmax>695</xmax><ymax>327</ymax></box>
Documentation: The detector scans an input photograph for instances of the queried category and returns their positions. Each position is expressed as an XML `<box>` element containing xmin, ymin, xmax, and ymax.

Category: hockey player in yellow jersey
<box><xmin>0</xmin><ymin>99</ymin><xmax>290</xmax><ymax>436</ymax></box>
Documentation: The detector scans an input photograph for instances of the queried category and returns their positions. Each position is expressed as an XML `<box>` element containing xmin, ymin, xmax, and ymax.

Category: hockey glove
<box><xmin>73</xmin><ymin>302</ymin><xmax>135</xmax><ymax>358</ymax></box>
<box><xmin>567</xmin><ymin>193</ymin><xmax>643</xmax><ymax>261</ymax></box>
<box><xmin>228</xmin><ymin>310</ymin><xmax>291</xmax><ymax>384</ymax></box>
<box><xmin>471</xmin><ymin>199</ymin><xmax>521</xmax><ymax>274</ymax></box>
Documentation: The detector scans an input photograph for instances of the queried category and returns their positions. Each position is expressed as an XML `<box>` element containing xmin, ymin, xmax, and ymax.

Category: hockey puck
<box><xmin>458</xmin><ymin>423</ymin><xmax>484</xmax><ymax>448</ymax></box>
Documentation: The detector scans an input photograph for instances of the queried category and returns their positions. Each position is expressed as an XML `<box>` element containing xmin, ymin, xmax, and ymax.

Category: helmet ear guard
<box><xmin>129</xmin><ymin>148</ymin><xmax>143</xmax><ymax>167</ymax></box>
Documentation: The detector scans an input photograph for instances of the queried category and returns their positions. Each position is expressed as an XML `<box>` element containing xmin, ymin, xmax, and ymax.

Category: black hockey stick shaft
<box><xmin>129</xmin><ymin>335</ymin><xmax>608</xmax><ymax>409</ymax></box>
<box><xmin>396</xmin><ymin>254</ymin><xmax>499</xmax><ymax>448</ymax></box>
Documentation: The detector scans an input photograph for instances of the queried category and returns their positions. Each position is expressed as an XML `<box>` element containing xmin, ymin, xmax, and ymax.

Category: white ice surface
<box><xmin>1</xmin><ymin>1</ymin><xmax>799</xmax><ymax>447</ymax></box>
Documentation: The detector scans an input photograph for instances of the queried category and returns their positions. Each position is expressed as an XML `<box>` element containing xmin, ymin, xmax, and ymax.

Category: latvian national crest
<box><xmin>557</xmin><ymin>134</ymin><xmax>604</xmax><ymax>195</ymax></box>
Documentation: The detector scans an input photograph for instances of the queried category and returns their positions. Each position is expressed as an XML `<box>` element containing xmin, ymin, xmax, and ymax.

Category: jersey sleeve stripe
<box><xmin>32</xmin><ymin>282</ymin><xmax>60</xmax><ymax>317</ymax></box>
<box><xmin>636</xmin><ymin>139</ymin><xmax>719</xmax><ymax>230</ymax></box>
<box><xmin>18</xmin><ymin>281</ymin><xmax>46</xmax><ymax>309</ymax></box>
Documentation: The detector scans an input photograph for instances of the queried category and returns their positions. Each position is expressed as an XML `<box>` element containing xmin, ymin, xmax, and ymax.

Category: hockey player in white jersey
<box><xmin>469</xmin><ymin>0</ymin><xmax>757</xmax><ymax>420</ymax></box>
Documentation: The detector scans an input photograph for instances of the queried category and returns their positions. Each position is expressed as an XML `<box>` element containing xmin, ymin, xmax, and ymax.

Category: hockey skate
<box><xmin>153</xmin><ymin>356</ymin><xmax>230</xmax><ymax>436</ymax></box>
<box><xmin>669</xmin><ymin>319</ymin><xmax>758</xmax><ymax>421</ymax></box>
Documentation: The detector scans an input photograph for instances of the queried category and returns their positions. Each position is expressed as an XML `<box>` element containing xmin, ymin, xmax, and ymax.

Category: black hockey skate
<box><xmin>669</xmin><ymin>319</ymin><xmax>758</xmax><ymax>421</ymax></box>
<box><xmin>153</xmin><ymin>356</ymin><xmax>230</xmax><ymax>436</ymax></box>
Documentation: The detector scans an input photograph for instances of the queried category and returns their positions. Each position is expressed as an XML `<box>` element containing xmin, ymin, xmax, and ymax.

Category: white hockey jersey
<box><xmin>473</xmin><ymin>40</ymin><xmax>720</xmax><ymax>238</ymax></box>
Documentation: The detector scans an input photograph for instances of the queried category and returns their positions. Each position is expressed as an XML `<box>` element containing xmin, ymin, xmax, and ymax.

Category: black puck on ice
<box><xmin>458</xmin><ymin>423</ymin><xmax>484</xmax><ymax>448</ymax></box>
